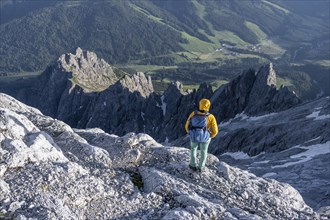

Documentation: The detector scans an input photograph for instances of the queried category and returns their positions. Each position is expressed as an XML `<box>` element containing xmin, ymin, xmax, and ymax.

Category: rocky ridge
<box><xmin>1</xmin><ymin>48</ymin><xmax>117</xmax><ymax>121</ymax></box>
<box><xmin>59</xmin><ymin>47</ymin><xmax>118</xmax><ymax>93</ymax></box>
<box><xmin>210</xmin><ymin>63</ymin><xmax>301</xmax><ymax>122</ymax></box>
<box><xmin>0</xmin><ymin>49</ymin><xmax>300</xmax><ymax>143</ymax></box>
<box><xmin>171</xmin><ymin>95</ymin><xmax>330</xmax><ymax>211</ymax></box>
<box><xmin>0</xmin><ymin>93</ymin><xmax>322</xmax><ymax>219</ymax></box>
<box><xmin>213</xmin><ymin>96</ymin><xmax>330</xmax><ymax>211</ymax></box>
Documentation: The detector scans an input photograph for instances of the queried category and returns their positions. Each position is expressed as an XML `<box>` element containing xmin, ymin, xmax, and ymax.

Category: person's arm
<box><xmin>185</xmin><ymin>112</ymin><xmax>195</xmax><ymax>133</ymax></box>
<box><xmin>209</xmin><ymin>114</ymin><xmax>218</xmax><ymax>138</ymax></box>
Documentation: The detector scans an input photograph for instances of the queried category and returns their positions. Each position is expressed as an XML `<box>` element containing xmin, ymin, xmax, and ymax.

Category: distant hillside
<box><xmin>0</xmin><ymin>1</ymin><xmax>184</xmax><ymax>72</ymax></box>
<box><xmin>269</xmin><ymin>0</ymin><xmax>330</xmax><ymax>19</ymax></box>
<box><xmin>0</xmin><ymin>0</ymin><xmax>328</xmax><ymax>73</ymax></box>
<box><xmin>0</xmin><ymin>0</ymin><xmax>59</xmax><ymax>23</ymax></box>
<box><xmin>0</xmin><ymin>0</ymin><xmax>329</xmax><ymax>99</ymax></box>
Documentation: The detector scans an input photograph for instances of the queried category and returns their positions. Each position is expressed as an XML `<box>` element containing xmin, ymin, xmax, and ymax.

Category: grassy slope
<box><xmin>0</xmin><ymin>1</ymin><xmax>184</xmax><ymax>72</ymax></box>
<box><xmin>0</xmin><ymin>0</ymin><xmax>298</xmax><ymax>73</ymax></box>
<box><xmin>125</xmin><ymin>0</ymin><xmax>270</xmax><ymax>78</ymax></box>
<box><xmin>110</xmin><ymin>0</ymin><xmax>328</xmax><ymax>98</ymax></box>
<box><xmin>0</xmin><ymin>0</ymin><xmax>328</xmax><ymax>99</ymax></box>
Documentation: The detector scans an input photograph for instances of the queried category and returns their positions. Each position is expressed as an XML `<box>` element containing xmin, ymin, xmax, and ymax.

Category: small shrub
<box><xmin>128</xmin><ymin>170</ymin><xmax>144</xmax><ymax>190</ymax></box>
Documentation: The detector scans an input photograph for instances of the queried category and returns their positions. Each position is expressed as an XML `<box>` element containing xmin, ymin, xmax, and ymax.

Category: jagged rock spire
<box><xmin>58</xmin><ymin>47</ymin><xmax>118</xmax><ymax>93</ymax></box>
<box><xmin>245</xmin><ymin>63</ymin><xmax>300</xmax><ymax>115</ymax></box>
<box><xmin>119</xmin><ymin>72</ymin><xmax>154</xmax><ymax>98</ymax></box>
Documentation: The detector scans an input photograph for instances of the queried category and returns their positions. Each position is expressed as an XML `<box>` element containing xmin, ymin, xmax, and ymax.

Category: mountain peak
<box><xmin>245</xmin><ymin>63</ymin><xmax>300</xmax><ymax>115</ymax></box>
<box><xmin>58</xmin><ymin>47</ymin><xmax>118</xmax><ymax>93</ymax></box>
<box><xmin>119</xmin><ymin>72</ymin><xmax>154</xmax><ymax>98</ymax></box>
<box><xmin>257</xmin><ymin>62</ymin><xmax>277</xmax><ymax>88</ymax></box>
<box><xmin>164</xmin><ymin>81</ymin><xmax>187</xmax><ymax>97</ymax></box>
<box><xmin>250</xmin><ymin>63</ymin><xmax>277</xmax><ymax>97</ymax></box>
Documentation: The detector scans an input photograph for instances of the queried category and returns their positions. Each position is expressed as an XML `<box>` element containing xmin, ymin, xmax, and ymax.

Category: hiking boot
<box><xmin>189</xmin><ymin>165</ymin><xmax>197</xmax><ymax>171</ymax></box>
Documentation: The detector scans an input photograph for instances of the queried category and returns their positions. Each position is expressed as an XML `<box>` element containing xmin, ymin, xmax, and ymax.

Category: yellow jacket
<box><xmin>185</xmin><ymin>111</ymin><xmax>218</xmax><ymax>138</ymax></box>
<box><xmin>185</xmin><ymin>99</ymin><xmax>218</xmax><ymax>138</ymax></box>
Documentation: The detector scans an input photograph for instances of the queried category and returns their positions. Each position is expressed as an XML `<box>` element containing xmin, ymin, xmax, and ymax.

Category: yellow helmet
<box><xmin>199</xmin><ymin>99</ymin><xmax>211</xmax><ymax>111</ymax></box>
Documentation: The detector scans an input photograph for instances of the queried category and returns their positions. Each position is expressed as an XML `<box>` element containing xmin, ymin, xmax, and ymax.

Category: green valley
<box><xmin>0</xmin><ymin>0</ymin><xmax>329</xmax><ymax>99</ymax></box>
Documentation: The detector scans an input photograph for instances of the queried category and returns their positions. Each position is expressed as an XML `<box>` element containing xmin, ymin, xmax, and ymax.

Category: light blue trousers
<box><xmin>189</xmin><ymin>139</ymin><xmax>211</xmax><ymax>169</ymax></box>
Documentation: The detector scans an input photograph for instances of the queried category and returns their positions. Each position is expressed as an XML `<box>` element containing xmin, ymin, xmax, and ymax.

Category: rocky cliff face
<box><xmin>159</xmin><ymin>82</ymin><xmax>213</xmax><ymax>142</ymax></box>
<box><xmin>209</xmin><ymin>96</ymin><xmax>330</xmax><ymax>210</ymax></box>
<box><xmin>2</xmin><ymin>47</ymin><xmax>118</xmax><ymax>121</ymax></box>
<box><xmin>210</xmin><ymin>63</ymin><xmax>301</xmax><ymax>122</ymax></box>
<box><xmin>170</xmin><ymin>94</ymin><xmax>329</xmax><ymax>211</ymax></box>
<box><xmin>0</xmin><ymin>48</ymin><xmax>301</xmax><ymax>144</ymax></box>
<box><xmin>210</xmin><ymin>68</ymin><xmax>256</xmax><ymax>121</ymax></box>
<box><xmin>77</xmin><ymin>72</ymin><xmax>163</xmax><ymax>138</ymax></box>
<box><xmin>0</xmin><ymin>93</ymin><xmax>323</xmax><ymax>219</ymax></box>
<box><xmin>245</xmin><ymin>63</ymin><xmax>300</xmax><ymax>115</ymax></box>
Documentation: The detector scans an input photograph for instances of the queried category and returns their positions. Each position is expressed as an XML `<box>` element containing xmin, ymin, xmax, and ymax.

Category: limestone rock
<box><xmin>119</xmin><ymin>72</ymin><xmax>154</xmax><ymax>98</ymax></box>
<box><xmin>0</xmin><ymin>93</ymin><xmax>319</xmax><ymax>219</ymax></box>
<box><xmin>209</xmin><ymin>96</ymin><xmax>330</xmax><ymax>209</ymax></box>
<box><xmin>58</xmin><ymin>47</ymin><xmax>117</xmax><ymax>93</ymax></box>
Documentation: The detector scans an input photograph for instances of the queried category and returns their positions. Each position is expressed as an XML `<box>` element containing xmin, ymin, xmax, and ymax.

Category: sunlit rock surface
<box><xmin>0</xmin><ymin>93</ymin><xmax>321</xmax><ymax>219</ymax></box>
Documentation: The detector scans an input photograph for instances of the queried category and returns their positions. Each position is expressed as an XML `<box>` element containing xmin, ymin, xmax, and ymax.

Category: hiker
<box><xmin>185</xmin><ymin>99</ymin><xmax>218</xmax><ymax>172</ymax></box>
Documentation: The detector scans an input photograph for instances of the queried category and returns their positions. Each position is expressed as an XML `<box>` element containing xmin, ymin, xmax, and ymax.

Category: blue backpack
<box><xmin>188</xmin><ymin>111</ymin><xmax>210</xmax><ymax>143</ymax></box>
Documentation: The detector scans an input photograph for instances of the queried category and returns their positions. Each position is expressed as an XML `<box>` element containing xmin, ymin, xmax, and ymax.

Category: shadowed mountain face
<box><xmin>0</xmin><ymin>93</ymin><xmax>325</xmax><ymax>219</ymax></box>
<box><xmin>209</xmin><ymin>97</ymin><xmax>330</xmax><ymax>210</ymax></box>
<box><xmin>0</xmin><ymin>49</ymin><xmax>300</xmax><ymax>143</ymax></box>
